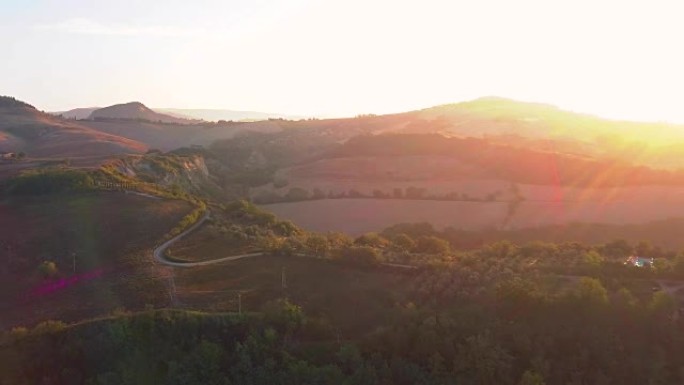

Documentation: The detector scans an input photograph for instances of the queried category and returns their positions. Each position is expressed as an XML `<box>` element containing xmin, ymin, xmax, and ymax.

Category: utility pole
<box><xmin>165</xmin><ymin>270</ymin><xmax>177</xmax><ymax>307</ymax></box>
<box><xmin>238</xmin><ymin>291</ymin><xmax>242</xmax><ymax>315</ymax></box>
<box><xmin>281</xmin><ymin>267</ymin><xmax>287</xmax><ymax>290</ymax></box>
<box><xmin>72</xmin><ymin>252</ymin><xmax>76</xmax><ymax>274</ymax></box>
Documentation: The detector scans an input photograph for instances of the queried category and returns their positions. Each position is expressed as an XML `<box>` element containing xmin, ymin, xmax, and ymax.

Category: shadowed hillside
<box><xmin>0</xmin><ymin>96</ymin><xmax>147</xmax><ymax>159</ymax></box>
<box><xmin>88</xmin><ymin>101</ymin><xmax>193</xmax><ymax>124</ymax></box>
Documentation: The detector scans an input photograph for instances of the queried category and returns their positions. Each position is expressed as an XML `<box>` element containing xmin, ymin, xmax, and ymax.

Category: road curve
<box><xmin>153</xmin><ymin>210</ymin><xmax>265</xmax><ymax>267</ymax></box>
<box><xmin>153</xmin><ymin>208</ymin><xmax>419</xmax><ymax>269</ymax></box>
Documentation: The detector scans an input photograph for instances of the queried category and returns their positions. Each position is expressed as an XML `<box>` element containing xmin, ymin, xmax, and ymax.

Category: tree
<box><xmin>635</xmin><ymin>240</ymin><xmax>655</xmax><ymax>258</ymax></box>
<box><xmin>355</xmin><ymin>232</ymin><xmax>388</xmax><ymax>248</ymax></box>
<box><xmin>393</xmin><ymin>233</ymin><xmax>416</xmax><ymax>252</ymax></box>
<box><xmin>601</xmin><ymin>239</ymin><xmax>632</xmax><ymax>259</ymax></box>
<box><xmin>518</xmin><ymin>370</ymin><xmax>546</xmax><ymax>385</ymax></box>
<box><xmin>263</xmin><ymin>299</ymin><xmax>306</xmax><ymax>336</ymax></box>
<box><xmin>415</xmin><ymin>236</ymin><xmax>450</xmax><ymax>255</ymax></box>
<box><xmin>405</xmin><ymin>186</ymin><xmax>426</xmax><ymax>199</ymax></box>
<box><xmin>341</xmin><ymin>246</ymin><xmax>382</xmax><ymax>266</ymax></box>
<box><xmin>312</xmin><ymin>188</ymin><xmax>326</xmax><ymax>200</ymax></box>
<box><xmin>372</xmin><ymin>189</ymin><xmax>387</xmax><ymax>199</ymax></box>
<box><xmin>38</xmin><ymin>260</ymin><xmax>58</xmax><ymax>278</ymax></box>
<box><xmin>327</xmin><ymin>232</ymin><xmax>353</xmax><ymax>250</ymax></box>
<box><xmin>285</xmin><ymin>187</ymin><xmax>310</xmax><ymax>201</ymax></box>
<box><xmin>455</xmin><ymin>331</ymin><xmax>512</xmax><ymax>385</ymax></box>
<box><xmin>580</xmin><ymin>250</ymin><xmax>604</xmax><ymax>271</ymax></box>
<box><xmin>649</xmin><ymin>291</ymin><xmax>677</xmax><ymax>319</ymax></box>
<box><xmin>306</xmin><ymin>234</ymin><xmax>330</xmax><ymax>257</ymax></box>
<box><xmin>574</xmin><ymin>277</ymin><xmax>608</xmax><ymax>306</ymax></box>
<box><xmin>393</xmin><ymin>188</ymin><xmax>403</xmax><ymax>199</ymax></box>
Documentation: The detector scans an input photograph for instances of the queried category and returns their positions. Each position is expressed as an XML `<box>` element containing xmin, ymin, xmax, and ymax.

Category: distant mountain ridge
<box><xmin>53</xmin><ymin>106</ymin><xmax>304</xmax><ymax>122</ymax></box>
<box><xmin>88</xmin><ymin>102</ymin><xmax>192</xmax><ymax>124</ymax></box>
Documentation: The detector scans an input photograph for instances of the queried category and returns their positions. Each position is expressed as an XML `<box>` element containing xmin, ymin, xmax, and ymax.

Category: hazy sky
<box><xmin>2</xmin><ymin>0</ymin><xmax>684</xmax><ymax>121</ymax></box>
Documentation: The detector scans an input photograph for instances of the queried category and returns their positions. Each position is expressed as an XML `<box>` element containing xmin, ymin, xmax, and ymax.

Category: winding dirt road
<box><xmin>152</xmin><ymin>210</ymin><xmax>264</xmax><ymax>267</ymax></box>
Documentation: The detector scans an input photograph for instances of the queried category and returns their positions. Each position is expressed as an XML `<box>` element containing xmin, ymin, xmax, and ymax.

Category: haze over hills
<box><xmin>52</xmin><ymin>107</ymin><xmax>99</xmax><ymax>120</ymax></box>
<box><xmin>88</xmin><ymin>101</ymin><xmax>193</xmax><ymax>124</ymax></box>
<box><xmin>53</xmin><ymin>106</ymin><xmax>305</xmax><ymax>122</ymax></box>
<box><xmin>13</xmin><ymin>95</ymin><xmax>684</xmax><ymax>171</ymax></box>
<box><xmin>156</xmin><ymin>108</ymin><xmax>306</xmax><ymax>122</ymax></box>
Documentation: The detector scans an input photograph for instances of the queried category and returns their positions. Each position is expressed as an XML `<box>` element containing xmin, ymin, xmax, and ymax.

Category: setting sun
<box><xmin>5</xmin><ymin>1</ymin><xmax>684</xmax><ymax>384</ymax></box>
<box><xmin>2</xmin><ymin>0</ymin><xmax>684</xmax><ymax>121</ymax></box>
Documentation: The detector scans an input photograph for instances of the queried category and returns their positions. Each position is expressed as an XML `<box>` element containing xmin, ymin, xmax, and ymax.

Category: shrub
<box><xmin>6</xmin><ymin>169</ymin><xmax>94</xmax><ymax>195</ymax></box>
<box><xmin>415</xmin><ymin>236</ymin><xmax>451</xmax><ymax>255</ymax></box>
<box><xmin>32</xmin><ymin>320</ymin><xmax>67</xmax><ymax>335</ymax></box>
<box><xmin>38</xmin><ymin>260</ymin><xmax>58</xmax><ymax>278</ymax></box>
<box><xmin>339</xmin><ymin>246</ymin><xmax>382</xmax><ymax>267</ymax></box>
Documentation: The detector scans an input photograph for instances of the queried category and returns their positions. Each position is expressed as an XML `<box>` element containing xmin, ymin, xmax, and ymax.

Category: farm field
<box><xmin>173</xmin><ymin>255</ymin><xmax>412</xmax><ymax>334</ymax></box>
<box><xmin>260</xmin><ymin>188</ymin><xmax>684</xmax><ymax>236</ymax></box>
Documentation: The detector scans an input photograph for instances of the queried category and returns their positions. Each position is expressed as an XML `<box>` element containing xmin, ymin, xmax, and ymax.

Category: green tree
<box><xmin>312</xmin><ymin>187</ymin><xmax>326</xmax><ymax>200</ymax></box>
<box><xmin>306</xmin><ymin>234</ymin><xmax>330</xmax><ymax>257</ymax></box>
<box><xmin>393</xmin><ymin>233</ymin><xmax>416</xmax><ymax>252</ymax></box>
<box><xmin>285</xmin><ymin>187</ymin><xmax>310</xmax><ymax>201</ymax></box>
<box><xmin>518</xmin><ymin>370</ymin><xmax>546</xmax><ymax>385</ymax></box>
<box><xmin>455</xmin><ymin>331</ymin><xmax>512</xmax><ymax>385</ymax></box>
<box><xmin>581</xmin><ymin>250</ymin><xmax>604</xmax><ymax>271</ymax></box>
<box><xmin>38</xmin><ymin>260</ymin><xmax>58</xmax><ymax>278</ymax></box>
<box><xmin>355</xmin><ymin>232</ymin><xmax>389</xmax><ymax>248</ymax></box>
<box><xmin>602</xmin><ymin>239</ymin><xmax>632</xmax><ymax>259</ymax></box>
<box><xmin>574</xmin><ymin>277</ymin><xmax>609</xmax><ymax>306</ymax></box>
<box><xmin>649</xmin><ymin>291</ymin><xmax>677</xmax><ymax>319</ymax></box>
<box><xmin>415</xmin><ymin>236</ymin><xmax>450</xmax><ymax>255</ymax></box>
<box><xmin>341</xmin><ymin>246</ymin><xmax>382</xmax><ymax>266</ymax></box>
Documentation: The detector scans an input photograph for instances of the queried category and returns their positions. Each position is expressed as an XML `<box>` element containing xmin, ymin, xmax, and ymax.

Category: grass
<box><xmin>174</xmin><ymin>255</ymin><xmax>414</xmax><ymax>336</ymax></box>
<box><xmin>166</xmin><ymin>222</ymin><xmax>260</xmax><ymax>262</ymax></box>
<box><xmin>0</xmin><ymin>192</ymin><xmax>193</xmax><ymax>329</ymax></box>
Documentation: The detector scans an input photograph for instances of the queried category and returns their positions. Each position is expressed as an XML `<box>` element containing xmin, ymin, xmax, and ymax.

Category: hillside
<box><xmin>205</xmin><ymin>97</ymin><xmax>684</xmax><ymax>169</ymax></box>
<box><xmin>0</xmin><ymin>192</ymin><xmax>193</xmax><ymax>329</ymax></box>
<box><xmin>80</xmin><ymin>119</ymin><xmax>282</xmax><ymax>151</ymax></box>
<box><xmin>88</xmin><ymin>101</ymin><xmax>193</xmax><ymax>124</ymax></box>
<box><xmin>416</xmin><ymin>97</ymin><xmax>684</xmax><ymax>168</ymax></box>
<box><xmin>0</xmin><ymin>96</ymin><xmax>147</xmax><ymax>159</ymax></box>
<box><xmin>52</xmin><ymin>107</ymin><xmax>99</xmax><ymax>120</ymax></box>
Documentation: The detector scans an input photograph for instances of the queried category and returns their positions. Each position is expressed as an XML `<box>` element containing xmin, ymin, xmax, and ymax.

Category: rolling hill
<box><xmin>0</xmin><ymin>96</ymin><xmax>147</xmax><ymax>159</ymax></box>
<box><xmin>88</xmin><ymin>101</ymin><xmax>193</xmax><ymax>124</ymax></box>
<box><xmin>52</xmin><ymin>107</ymin><xmax>99</xmax><ymax>120</ymax></box>
<box><xmin>208</xmin><ymin>97</ymin><xmax>684</xmax><ymax>169</ymax></box>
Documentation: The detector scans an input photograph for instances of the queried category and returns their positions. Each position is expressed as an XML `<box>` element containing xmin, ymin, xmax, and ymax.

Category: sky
<box><xmin>2</xmin><ymin>0</ymin><xmax>684</xmax><ymax>121</ymax></box>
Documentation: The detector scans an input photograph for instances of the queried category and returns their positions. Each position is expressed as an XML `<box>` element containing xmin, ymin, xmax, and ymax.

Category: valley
<box><xmin>4</xmin><ymin>94</ymin><xmax>684</xmax><ymax>384</ymax></box>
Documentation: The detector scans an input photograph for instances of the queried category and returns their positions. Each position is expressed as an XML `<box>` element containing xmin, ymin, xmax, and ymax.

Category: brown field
<box><xmin>260</xmin><ymin>187</ymin><xmax>684</xmax><ymax>235</ymax></box>
<box><xmin>173</xmin><ymin>255</ymin><xmax>411</xmax><ymax>334</ymax></box>
<box><xmin>0</xmin><ymin>192</ymin><xmax>193</xmax><ymax>328</ymax></box>
<box><xmin>255</xmin><ymin>155</ymin><xmax>684</xmax><ymax>202</ymax></box>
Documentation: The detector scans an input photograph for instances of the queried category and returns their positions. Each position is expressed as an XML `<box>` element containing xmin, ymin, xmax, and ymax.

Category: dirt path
<box><xmin>152</xmin><ymin>210</ymin><xmax>267</xmax><ymax>267</ymax></box>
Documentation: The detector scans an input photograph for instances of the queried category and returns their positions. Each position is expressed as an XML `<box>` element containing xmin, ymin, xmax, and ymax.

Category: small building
<box><xmin>0</xmin><ymin>152</ymin><xmax>15</xmax><ymax>160</ymax></box>
<box><xmin>625</xmin><ymin>255</ymin><xmax>654</xmax><ymax>268</ymax></box>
